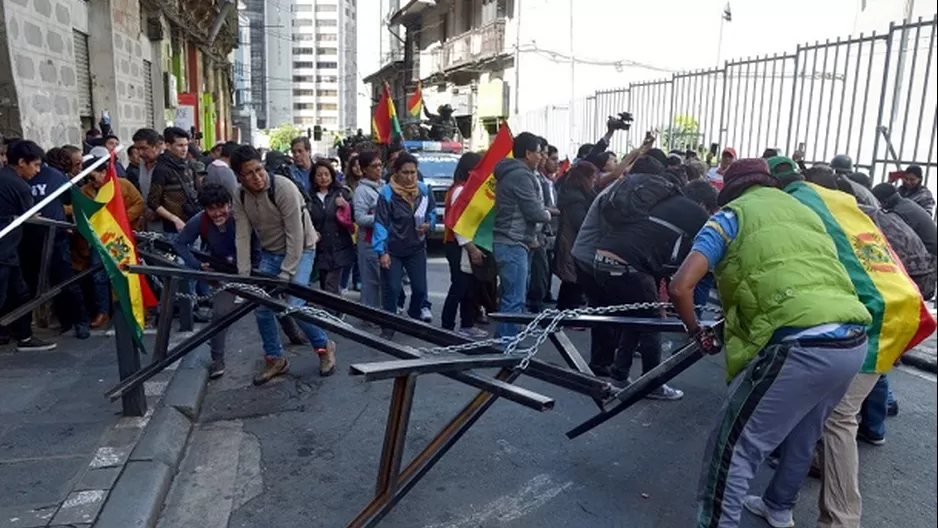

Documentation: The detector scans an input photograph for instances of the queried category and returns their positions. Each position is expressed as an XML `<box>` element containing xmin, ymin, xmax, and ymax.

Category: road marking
<box><xmin>422</xmin><ymin>473</ymin><xmax>573</xmax><ymax>528</ymax></box>
<box><xmin>897</xmin><ymin>365</ymin><xmax>937</xmax><ymax>383</ymax></box>
<box><xmin>115</xmin><ymin>406</ymin><xmax>154</xmax><ymax>429</ymax></box>
<box><xmin>61</xmin><ymin>490</ymin><xmax>106</xmax><ymax>508</ymax></box>
<box><xmin>88</xmin><ymin>446</ymin><xmax>130</xmax><ymax>469</ymax></box>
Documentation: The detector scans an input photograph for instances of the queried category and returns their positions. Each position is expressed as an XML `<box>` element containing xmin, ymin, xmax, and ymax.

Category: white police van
<box><xmin>403</xmin><ymin>140</ymin><xmax>463</xmax><ymax>239</ymax></box>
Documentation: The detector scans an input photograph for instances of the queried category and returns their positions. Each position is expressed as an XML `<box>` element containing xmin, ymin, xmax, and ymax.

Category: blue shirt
<box><xmin>29</xmin><ymin>164</ymin><xmax>71</xmax><ymax>222</ymax></box>
<box><xmin>690</xmin><ymin>209</ymin><xmax>863</xmax><ymax>343</ymax></box>
<box><xmin>174</xmin><ymin>212</ymin><xmax>259</xmax><ymax>271</ymax></box>
<box><xmin>289</xmin><ymin>165</ymin><xmax>311</xmax><ymax>193</ymax></box>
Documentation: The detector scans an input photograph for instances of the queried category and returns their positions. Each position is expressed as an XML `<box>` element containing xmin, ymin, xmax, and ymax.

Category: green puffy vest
<box><xmin>715</xmin><ymin>187</ymin><xmax>872</xmax><ymax>380</ymax></box>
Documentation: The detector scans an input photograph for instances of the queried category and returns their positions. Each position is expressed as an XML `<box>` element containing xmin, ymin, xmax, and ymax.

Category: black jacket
<box><xmin>309</xmin><ymin>187</ymin><xmax>356</xmax><ymax>270</ymax></box>
<box><xmin>147</xmin><ymin>152</ymin><xmax>200</xmax><ymax>231</ymax></box>
<box><xmin>554</xmin><ymin>179</ymin><xmax>596</xmax><ymax>282</ymax></box>
<box><xmin>880</xmin><ymin>192</ymin><xmax>938</xmax><ymax>256</ymax></box>
<box><xmin>0</xmin><ymin>167</ymin><xmax>35</xmax><ymax>265</ymax></box>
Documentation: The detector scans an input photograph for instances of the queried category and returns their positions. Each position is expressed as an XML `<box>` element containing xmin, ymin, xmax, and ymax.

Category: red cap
<box><xmin>722</xmin><ymin>147</ymin><xmax>737</xmax><ymax>159</ymax></box>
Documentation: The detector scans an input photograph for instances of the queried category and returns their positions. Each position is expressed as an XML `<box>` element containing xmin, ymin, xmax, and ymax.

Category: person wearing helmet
<box><xmin>829</xmin><ymin>155</ymin><xmax>879</xmax><ymax>207</ymax></box>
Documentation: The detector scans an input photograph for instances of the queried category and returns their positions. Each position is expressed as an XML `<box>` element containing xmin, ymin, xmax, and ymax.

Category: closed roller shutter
<box><xmin>143</xmin><ymin>60</ymin><xmax>155</xmax><ymax>127</ymax></box>
<box><xmin>73</xmin><ymin>30</ymin><xmax>93</xmax><ymax>118</ymax></box>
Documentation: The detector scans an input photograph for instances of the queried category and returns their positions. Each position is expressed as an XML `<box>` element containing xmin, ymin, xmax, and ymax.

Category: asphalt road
<box><xmin>157</xmin><ymin>245</ymin><xmax>938</xmax><ymax>528</ymax></box>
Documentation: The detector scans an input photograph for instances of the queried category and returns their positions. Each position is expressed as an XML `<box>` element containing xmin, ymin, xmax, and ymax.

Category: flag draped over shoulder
<box><xmin>788</xmin><ymin>181</ymin><xmax>937</xmax><ymax>372</ymax></box>
<box><xmin>71</xmin><ymin>153</ymin><xmax>157</xmax><ymax>346</ymax></box>
<box><xmin>372</xmin><ymin>82</ymin><xmax>402</xmax><ymax>145</ymax></box>
<box><xmin>407</xmin><ymin>81</ymin><xmax>424</xmax><ymax>118</ymax></box>
<box><xmin>444</xmin><ymin>123</ymin><xmax>513</xmax><ymax>251</ymax></box>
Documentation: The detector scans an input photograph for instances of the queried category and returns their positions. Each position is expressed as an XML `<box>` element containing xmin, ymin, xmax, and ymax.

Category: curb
<box><xmin>900</xmin><ymin>351</ymin><xmax>938</xmax><ymax>374</ymax></box>
<box><xmin>94</xmin><ymin>343</ymin><xmax>211</xmax><ymax>528</ymax></box>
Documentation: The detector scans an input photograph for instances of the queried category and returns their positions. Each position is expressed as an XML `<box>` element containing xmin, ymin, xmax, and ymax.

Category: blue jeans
<box><xmin>255</xmin><ymin>249</ymin><xmax>328</xmax><ymax>357</ymax></box>
<box><xmin>381</xmin><ymin>248</ymin><xmax>428</xmax><ymax>319</ymax></box>
<box><xmin>493</xmin><ymin>242</ymin><xmax>529</xmax><ymax>338</ymax></box>
<box><xmin>89</xmin><ymin>250</ymin><xmax>111</xmax><ymax>316</ymax></box>
<box><xmin>860</xmin><ymin>374</ymin><xmax>889</xmax><ymax>439</ymax></box>
<box><xmin>693</xmin><ymin>273</ymin><xmax>717</xmax><ymax>317</ymax></box>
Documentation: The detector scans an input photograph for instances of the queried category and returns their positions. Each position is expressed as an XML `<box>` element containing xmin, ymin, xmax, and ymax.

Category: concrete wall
<box><xmin>1</xmin><ymin>0</ymin><xmax>84</xmax><ymax>146</ymax></box>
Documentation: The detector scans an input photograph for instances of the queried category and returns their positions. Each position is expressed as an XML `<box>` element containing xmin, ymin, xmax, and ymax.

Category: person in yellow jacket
<box><xmin>668</xmin><ymin>158</ymin><xmax>872</xmax><ymax>528</ymax></box>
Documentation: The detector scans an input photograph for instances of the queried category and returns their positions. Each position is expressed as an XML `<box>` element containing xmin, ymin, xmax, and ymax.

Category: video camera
<box><xmin>608</xmin><ymin>111</ymin><xmax>634</xmax><ymax>131</ymax></box>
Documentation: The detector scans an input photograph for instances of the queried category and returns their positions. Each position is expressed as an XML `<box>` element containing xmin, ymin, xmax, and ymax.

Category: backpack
<box><xmin>862</xmin><ymin>205</ymin><xmax>934</xmax><ymax>278</ymax></box>
<box><xmin>239</xmin><ymin>172</ymin><xmax>312</xmax><ymax>210</ymax></box>
<box><xmin>599</xmin><ymin>173</ymin><xmax>682</xmax><ymax>228</ymax></box>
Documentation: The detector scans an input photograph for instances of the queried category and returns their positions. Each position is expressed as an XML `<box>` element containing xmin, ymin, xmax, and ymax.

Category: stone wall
<box><xmin>109</xmin><ymin>0</ymin><xmax>147</xmax><ymax>142</ymax></box>
<box><xmin>1</xmin><ymin>0</ymin><xmax>83</xmax><ymax>146</ymax></box>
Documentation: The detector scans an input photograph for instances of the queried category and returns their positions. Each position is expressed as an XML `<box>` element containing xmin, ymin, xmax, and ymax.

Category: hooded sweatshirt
<box><xmin>492</xmin><ymin>158</ymin><xmax>551</xmax><ymax>247</ymax></box>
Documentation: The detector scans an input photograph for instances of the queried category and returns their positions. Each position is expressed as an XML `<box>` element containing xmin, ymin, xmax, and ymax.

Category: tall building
<box><xmin>232</xmin><ymin>2</ymin><xmax>258</xmax><ymax>142</ymax></box>
<box><xmin>245</xmin><ymin>0</ymin><xmax>293</xmax><ymax>129</ymax></box>
<box><xmin>292</xmin><ymin>0</ymin><xmax>358</xmax><ymax>133</ymax></box>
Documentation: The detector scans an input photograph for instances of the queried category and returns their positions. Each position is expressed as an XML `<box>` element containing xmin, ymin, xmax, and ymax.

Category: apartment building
<box><xmin>365</xmin><ymin>0</ymin><xmax>515</xmax><ymax>148</ymax></box>
<box><xmin>292</xmin><ymin>0</ymin><xmax>358</xmax><ymax>133</ymax></box>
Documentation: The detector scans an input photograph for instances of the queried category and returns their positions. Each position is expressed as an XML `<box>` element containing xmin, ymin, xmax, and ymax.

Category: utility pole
<box><xmin>513</xmin><ymin>0</ymin><xmax>522</xmax><ymax>116</ymax></box>
<box><xmin>568</xmin><ymin>0</ymin><xmax>575</xmax><ymax>153</ymax></box>
<box><xmin>716</xmin><ymin>3</ymin><xmax>731</xmax><ymax>65</ymax></box>
<box><xmin>888</xmin><ymin>0</ymin><xmax>915</xmax><ymax>133</ymax></box>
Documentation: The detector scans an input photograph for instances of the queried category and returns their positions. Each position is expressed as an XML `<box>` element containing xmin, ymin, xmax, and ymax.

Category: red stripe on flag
<box><xmin>444</xmin><ymin>122</ymin><xmax>513</xmax><ymax>229</ymax></box>
<box><xmin>106</xmin><ymin>152</ymin><xmax>157</xmax><ymax>308</ymax></box>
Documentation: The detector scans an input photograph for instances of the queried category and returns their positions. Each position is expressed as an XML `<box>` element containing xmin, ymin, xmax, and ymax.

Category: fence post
<box><xmin>113</xmin><ymin>302</ymin><xmax>147</xmax><ymax>417</ymax></box>
<box><xmin>785</xmin><ymin>45</ymin><xmax>802</xmax><ymax>154</ymax></box>
<box><xmin>870</xmin><ymin>22</ymin><xmax>897</xmax><ymax>182</ymax></box>
<box><xmin>152</xmin><ymin>277</ymin><xmax>179</xmax><ymax>362</ymax></box>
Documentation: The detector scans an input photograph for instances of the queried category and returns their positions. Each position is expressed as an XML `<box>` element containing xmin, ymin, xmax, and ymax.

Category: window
<box><xmin>318</xmin><ymin>33</ymin><xmax>337</xmax><ymax>41</ymax></box>
<box><xmin>294</xmin><ymin>61</ymin><xmax>314</xmax><ymax>69</ymax></box>
<box><xmin>294</xmin><ymin>89</ymin><xmax>315</xmax><ymax>97</ymax></box>
<box><xmin>316</xmin><ymin>62</ymin><xmax>337</xmax><ymax>69</ymax></box>
<box><xmin>318</xmin><ymin>89</ymin><xmax>338</xmax><ymax>97</ymax></box>
<box><xmin>315</xmin><ymin>4</ymin><xmax>337</xmax><ymax>12</ymax></box>
<box><xmin>316</xmin><ymin>75</ymin><xmax>337</xmax><ymax>83</ymax></box>
<box><xmin>315</xmin><ymin>19</ymin><xmax>337</xmax><ymax>27</ymax></box>
<box><xmin>293</xmin><ymin>47</ymin><xmax>314</xmax><ymax>55</ymax></box>
<box><xmin>293</xmin><ymin>19</ymin><xmax>313</xmax><ymax>27</ymax></box>
<box><xmin>293</xmin><ymin>33</ymin><xmax>315</xmax><ymax>41</ymax></box>
<box><xmin>293</xmin><ymin>75</ymin><xmax>314</xmax><ymax>83</ymax></box>
<box><xmin>316</xmin><ymin>47</ymin><xmax>338</xmax><ymax>55</ymax></box>
<box><xmin>293</xmin><ymin>4</ymin><xmax>312</xmax><ymax>12</ymax></box>
<box><xmin>294</xmin><ymin>103</ymin><xmax>314</xmax><ymax>110</ymax></box>
<box><xmin>320</xmin><ymin>117</ymin><xmax>337</xmax><ymax>125</ymax></box>
<box><xmin>317</xmin><ymin>103</ymin><xmax>338</xmax><ymax>111</ymax></box>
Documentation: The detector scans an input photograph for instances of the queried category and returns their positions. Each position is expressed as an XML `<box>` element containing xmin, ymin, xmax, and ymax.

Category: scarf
<box><xmin>390</xmin><ymin>175</ymin><xmax>420</xmax><ymax>208</ymax></box>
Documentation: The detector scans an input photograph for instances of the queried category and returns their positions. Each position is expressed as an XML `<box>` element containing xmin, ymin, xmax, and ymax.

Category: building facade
<box><xmin>365</xmin><ymin>0</ymin><xmax>515</xmax><ymax>148</ymax></box>
<box><xmin>291</xmin><ymin>0</ymin><xmax>357</xmax><ymax>134</ymax></box>
<box><xmin>232</xmin><ymin>1</ymin><xmax>257</xmax><ymax>142</ymax></box>
<box><xmin>0</xmin><ymin>0</ymin><xmax>238</xmax><ymax>149</ymax></box>
<box><xmin>244</xmin><ymin>0</ymin><xmax>292</xmax><ymax>130</ymax></box>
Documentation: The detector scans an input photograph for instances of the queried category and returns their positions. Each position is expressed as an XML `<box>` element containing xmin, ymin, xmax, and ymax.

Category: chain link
<box><xmin>417</xmin><ymin>302</ymin><xmax>722</xmax><ymax>371</ymax></box>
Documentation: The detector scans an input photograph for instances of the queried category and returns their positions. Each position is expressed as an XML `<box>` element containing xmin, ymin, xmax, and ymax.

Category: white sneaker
<box><xmin>396</xmin><ymin>307</ymin><xmax>405</xmax><ymax>315</ymax></box>
<box><xmin>458</xmin><ymin>327</ymin><xmax>488</xmax><ymax>339</ymax></box>
<box><xmin>420</xmin><ymin>307</ymin><xmax>433</xmax><ymax>322</ymax></box>
<box><xmin>645</xmin><ymin>384</ymin><xmax>684</xmax><ymax>401</ymax></box>
<box><xmin>742</xmin><ymin>496</ymin><xmax>794</xmax><ymax>528</ymax></box>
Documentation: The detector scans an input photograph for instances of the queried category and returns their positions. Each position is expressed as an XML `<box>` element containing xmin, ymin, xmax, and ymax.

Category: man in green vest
<box><xmin>668</xmin><ymin>158</ymin><xmax>872</xmax><ymax>528</ymax></box>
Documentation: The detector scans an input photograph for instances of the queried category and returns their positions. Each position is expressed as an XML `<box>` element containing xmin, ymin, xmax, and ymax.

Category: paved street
<box><xmin>155</xmin><ymin>246</ymin><xmax>938</xmax><ymax>528</ymax></box>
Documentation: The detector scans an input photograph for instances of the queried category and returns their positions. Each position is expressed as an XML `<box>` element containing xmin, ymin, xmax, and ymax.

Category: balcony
<box><xmin>439</xmin><ymin>18</ymin><xmax>508</xmax><ymax>73</ymax></box>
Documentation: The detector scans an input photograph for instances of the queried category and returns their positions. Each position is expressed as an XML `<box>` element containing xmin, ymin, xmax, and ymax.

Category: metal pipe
<box><xmin>1</xmin><ymin>145</ymin><xmax>124</xmax><ymax>241</ymax></box>
<box><xmin>815</xmin><ymin>41</ymin><xmax>830</xmax><ymax>160</ymax></box>
<box><xmin>855</xmin><ymin>33</ymin><xmax>881</xmax><ymax>165</ymax></box>
<box><xmin>870</xmin><ymin>23</ymin><xmax>896</xmax><ymax>180</ymax></box>
<box><xmin>350</xmin><ymin>355</ymin><xmax>523</xmax><ymax>382</ymax></box>
<box><xmin>0</xmin><ymin>264</ymin><xmax>102</xmax><ymax>326</ymax></box>
<box><xmin>898</xmin><ymin>21</ymin><xmax>923</xmax><ymax>159</ymax></box>
<box><xmin>911</xmin><ymin>19</ymin><xmax>936</xmax><ymax>163</ymax></box>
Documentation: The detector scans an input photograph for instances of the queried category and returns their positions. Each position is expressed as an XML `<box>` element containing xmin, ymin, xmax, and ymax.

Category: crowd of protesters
<box><xmin>1</xmin><ymin>114</ymin><xmax>935</xmax><ymax>528</ymax></box>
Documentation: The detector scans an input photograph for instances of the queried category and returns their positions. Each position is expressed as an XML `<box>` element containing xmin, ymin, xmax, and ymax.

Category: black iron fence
<box><xmin>513</xmin><ymin>15</ymin><xmax>937</xmax><ymax>185</ymax></box>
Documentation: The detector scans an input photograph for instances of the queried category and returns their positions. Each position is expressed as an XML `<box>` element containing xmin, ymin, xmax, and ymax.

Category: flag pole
<box><xmin>0</xmin><ymin>144</ymin><xmax>125</xmax><ymax>241</ymax></box>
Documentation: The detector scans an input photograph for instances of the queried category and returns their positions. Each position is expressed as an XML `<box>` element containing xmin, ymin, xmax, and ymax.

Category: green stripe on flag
<box><xmin>788</xmin><ymin>183</ymin><xmax>883</xmax><ymax>370</ymax></box>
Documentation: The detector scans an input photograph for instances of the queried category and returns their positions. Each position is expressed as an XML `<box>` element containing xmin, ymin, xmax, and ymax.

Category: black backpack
<box><xmin>599</xmin><ymin>173</ymin><xmax>682</xmax><ymax>228</ymax></box>
<box><xmin>239</xmin><ymin>172</ymin><xmax>313</xmax><ymax>210</ymax></box>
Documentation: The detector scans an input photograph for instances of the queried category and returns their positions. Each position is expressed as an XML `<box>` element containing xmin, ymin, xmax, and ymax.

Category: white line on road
<box><xmin>421</xmin><ymin>473</ymin><xmax>573</xmax><ymax>528</ymax></box>
<box><xmin>61</xmin><ymin>489</ymin><xmax>106</xmax><ymax>508</ymax></box>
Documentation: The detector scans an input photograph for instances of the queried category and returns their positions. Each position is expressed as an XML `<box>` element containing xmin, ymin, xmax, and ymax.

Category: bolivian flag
<box><xmin>786</xmin><ymin>181</ymin><xmax>937</xmax><ymax>372</ymax></box>
<box><xmin>444</xmin><ymin>123</ymin><xmax>513</xmax><ymax>250</ymax></box>
<box><xmin>407</xmin><ymin>81</ymin><xmax>424</xmax><ymax>117</ymax></box>
<box><xmin>372</xmin><ymin>82</ymin><xmax>402</xmax><ymax>145</ymax></box>
<box><xmin>71</xmin><ymin>152</ymin><xmax>157</xmax><ymax>346</ymax></box>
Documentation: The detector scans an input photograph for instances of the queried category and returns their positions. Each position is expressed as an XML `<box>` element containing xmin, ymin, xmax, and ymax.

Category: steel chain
<box><xmin>417</xmin><ymin>302</ymin><xmax>722</xmax><ymax>371</ymax></box>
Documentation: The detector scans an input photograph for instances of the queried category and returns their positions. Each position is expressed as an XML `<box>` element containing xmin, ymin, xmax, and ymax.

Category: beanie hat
<box><xmin>766</xmin><ymin>156</ymin><xmax>800</xmax><ymax>181</ymax></box>
<box><xmin>717</xmin><ymin>158</ymin><xmax>778</xmax><ymax>206</ymax></box>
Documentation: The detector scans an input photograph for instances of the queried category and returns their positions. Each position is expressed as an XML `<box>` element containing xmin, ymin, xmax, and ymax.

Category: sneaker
<box><xmin>646</xmin><ymin>384</ymin><xmax>684</xmax><ymax>401</ymax></box>
<box><xmin>420</xmin><ymin>307</ymin><xmax>433</xmax><ymax>323</ymax></box>
<box><xmin>396</xmin><ymin>307</ymin><xmax>405</xmax><ymax>316</ymax></box>
<box><xmin>742</xmin><ymin>496</ymin><xmax>794</xmax><ymax>528</ymax></box>
<box><xmin>887</xmin><ymin>400</ymin><xmax>898</xmax><ymax>417</ymax></box>
<box><xmin>458</xmin><ymin>327</ymin><xmax>488</xmax><ymax>339</ymax></box>
<box><xmin>90</xmin><ymin>313</ymin><xmax>110</xmax><ymax>329</ymax></box>
<box><xmin>16</xmin><ymin>337</ymin><xmax>57</xmax><ymax>352</ymax></box>
<box><xmin>209</xmin><ymin>359</ymin><xmax>226</xmax><ymax>379</ymax></box>
<box><xmin>857</xmin><ymin>428</ymin><xmax>886</xmax><ymax>446</ymax></box>
<box><xmin>316</xmin><ymin>340</ymin><xmax>337</xmax><ymax>377</ymax></box>
<box><xmin>253</xmin><ymin>356</ymin><xmax>289</xmax><ymax>386</ymax></box>
<box><xmin>74</xmin><ymin>323</ymin><xmax>91</xmax><ymax>340</ymax></box>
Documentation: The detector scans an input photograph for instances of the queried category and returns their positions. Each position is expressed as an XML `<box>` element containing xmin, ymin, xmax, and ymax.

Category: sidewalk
<box><xmin>0</xmin><ymin>324</ymin><xmax>197</xmax><ymax>528</ymax></box>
